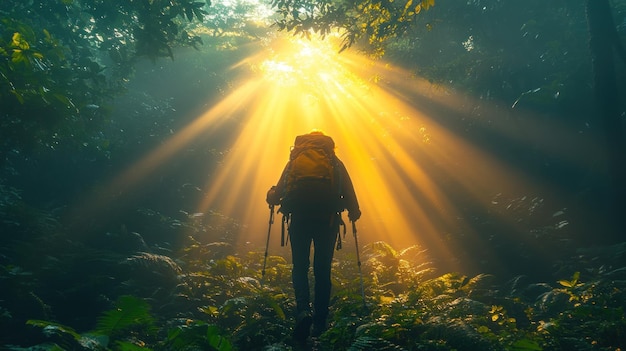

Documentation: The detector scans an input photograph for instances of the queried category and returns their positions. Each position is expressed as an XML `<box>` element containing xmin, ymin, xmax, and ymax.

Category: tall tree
<box><xmin>586</xmin><ymin>0</ymin><xmax>626</xmax><ymax>240</ymax></box>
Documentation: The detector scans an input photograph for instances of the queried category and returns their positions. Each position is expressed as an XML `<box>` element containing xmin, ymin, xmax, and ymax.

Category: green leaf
<box><xmin>558</xmin><ymin>271</ymin><xmax>581</xmax><ymax>288</ymax></box>
<box><xmin>206</xmin><ymin>325</ymin><xmax>232</xmax><ymax>351</ymax></box>
<box><xmin>557</xmin><ymin>279</ymin><xmax>573</xmax><ymax>288</ymax></box>
<box><xmin>511</xmin><ymin>338</ymin><xmax>542</xmax><ymax>351</ymax></box>
<box><xmin>267</xmin><ymin>294</ymin><xmax>286</xmax><ymax>320</ymax></box>
<box><xmin>95</xmin><ymin>295</ymin><xmax>154</xmax><ymax>336</ymax></box>
<box><xmin>422</xmin><ymin>0</ymin><xmax>434</xmax><ymax>10</ymax></box>
<box><xmin>477</xmin><ymin>325</ymin><xmax>490</xmax><ymax>333</ymax></box>
<box><xmin>10</xmin><ymin>90</ymin><xmax>25</xmax><ymax>104</ymax></box>
<box><xmin>165</xmin><ymin>321</ymin><xmax>232</xmax><ymax>350</ymax></box>
<box><xmin>27</xmin><ymin>319</ymin><xmax>81</xmax><ymax>340</ymax></box>
<box><xmin>185</xmin><ymin>7</ymin><xmax>194</xmax><ymax>21</ymax></box>
<box><xmin>53</xmin><ymin>93</ymin><xmax>74</xmax><ymax>108</ymax></box>
<box><xmin>12</xmin><ymin>32</ymin><xmax>30</xmax><ymax>50</ymax></box>
<box><xmin>12</xmin><ymin>50</ymin><xmax>26</xmax><ymax>64</ymax></box>
<box><xmin>115</xmin><ymin>340</ymin><xmax>153</xmax><ymax>351</ymax></box>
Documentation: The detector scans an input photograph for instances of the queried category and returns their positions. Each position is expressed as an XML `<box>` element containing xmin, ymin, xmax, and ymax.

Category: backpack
<box><xmin>279</xmin><ymin>133</ymin><xmax>342</xmax><ymax>214</ymax></box>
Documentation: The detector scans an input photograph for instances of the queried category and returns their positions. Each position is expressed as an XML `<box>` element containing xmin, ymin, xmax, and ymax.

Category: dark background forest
<box><xmin>1</xmin><ymin>0</ymin><xmax>626</xmax><ymax>350</ymax></box>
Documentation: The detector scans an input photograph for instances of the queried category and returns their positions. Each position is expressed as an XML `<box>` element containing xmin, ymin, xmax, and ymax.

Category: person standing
<box><xmin>266</xmin><ymin>130</ymin><xmax>361</xmax><ymax>341</ymax></box>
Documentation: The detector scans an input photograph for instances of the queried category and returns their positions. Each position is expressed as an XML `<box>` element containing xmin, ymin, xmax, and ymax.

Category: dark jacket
<box><xmin>267</xmin><ymin>156</ymin><xmax>361</xmax><ymax>221</ymax></box>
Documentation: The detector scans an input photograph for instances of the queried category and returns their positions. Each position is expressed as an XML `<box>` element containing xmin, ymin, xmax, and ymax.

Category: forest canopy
<box><xmin>3</xmin><ymin>0</ymin><xmax>623</xmax><ymax>157</ymax></box>
<box><xmin>0</xmin><ymin>0</ymin><xmax>212</xmax><ymax>155</ymax></box>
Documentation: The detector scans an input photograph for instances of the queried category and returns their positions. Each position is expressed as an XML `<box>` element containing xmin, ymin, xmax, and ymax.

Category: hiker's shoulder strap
<box><xmin>332</xmin><ymin>155</ymin><xmax>343</xmax><ymax>195</ymax></box>
<box><xmin>275</xmin><ymin>161</ymin><xmax>291</xmax><ymax>190</ymax></box>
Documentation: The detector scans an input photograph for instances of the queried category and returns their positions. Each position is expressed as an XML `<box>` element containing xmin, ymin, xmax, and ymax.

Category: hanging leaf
<box><xmin>26</xmin><ymin>320</ymin><xmax>81</xmax><ymax>340</ymax></box>
<box><xmin>12</xmin><ymin>32</ymin><xmax>30</xmax><ymax>50</ymax></box>
<box><xmin>422</xmin><ymin>0</ymin><xmax>434</xmax><ymax>10</ymax></box>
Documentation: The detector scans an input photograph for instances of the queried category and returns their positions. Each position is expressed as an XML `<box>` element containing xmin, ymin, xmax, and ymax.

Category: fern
<box><xmin>26</xmin><ymin>320</ymin><xmax>110</xmax><ymax>350</ymax></box>
<box><xmin>26</xmin><ymin>319</ymin><xmax>81</xmax><ymax>340</ymax></box>
<box><xmin>95</xmin><ymin>295</ymin><xmax>154</xmax><ymax>336</ymax></box>
<box><xmin>116</xmin><ymin>340</ymin><xmax>154</xmax><ymax>351</ymax></box>
<box><xmin>349</xmin><ymin>336</ymin><xmax>407</xmax><ymax>351</ymax></box>
<box><xmin>165</xmin><ymin>321</ymin><xmax>232</xmax><ymax>351</ymax></box>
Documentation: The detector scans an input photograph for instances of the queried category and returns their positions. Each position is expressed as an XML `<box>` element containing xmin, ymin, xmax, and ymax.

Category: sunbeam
<box><xmin>189</xmin><ymin>33</ymin><xmax>525</xmax><ymax>273</ymax></box>
<box><xmin>73</xmin><ymin>32</ymin><xmax>593</xmax><ymax>274</ymax></box>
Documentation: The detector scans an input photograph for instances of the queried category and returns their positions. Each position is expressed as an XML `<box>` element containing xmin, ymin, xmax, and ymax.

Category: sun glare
<box><xmin>193</xmin><ymin>34</ymin><xmax>473</xmax><ymax>269</ymax></box>
<box><xmin>75</xmin><ymin>32</ymin><xmax>583</xmax><ymax>274</ymax></box>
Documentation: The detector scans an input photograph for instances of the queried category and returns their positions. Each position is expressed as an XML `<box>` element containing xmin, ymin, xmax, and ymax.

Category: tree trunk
<box><xmin>586</xmin><ymin>0</ymin><xmax>626</xmax><ymax>241</ymax></box>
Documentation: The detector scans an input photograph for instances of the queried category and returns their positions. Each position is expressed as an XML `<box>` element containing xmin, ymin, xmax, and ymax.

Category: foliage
<box><xmin>26</xmin><ymin>295</ymin><xmax>155</xmax><ymax>351</ymax></box>
<box><xmin>270</xmin><ymin>0</ymin><xmax>623</xmax><ymax>131</ymax></box>
<box><xmin>165</xmin><ymin>320</ymin><xmax>233</xmax><ymax>351</ymax></box>
<box><xmin>272</xmin><ymin>0</ymin><xmax>434</xmax><ymax>53</ymax></box>
<box><xmin>202</xmin><ymin>0</ymin><xmax>268</xmax><ymax>38</ymax></box>
<box><xmin>1</xmin><ymin>1</ymin><xmax>626</xmax><ymax>350</ymax></box>
<box><xmin>2</xmin><ymin>177</ymin><xmax>626</xmax><ymax>350</ymax></box>
<box><xmin>385</xmin><ymin>0</ymin><xmax>596</xmax><ymax>108</ymax></box>
<box><xmin>95</xmin><ymin>295</ymin><xmax>156</xmax><ymax>337</ymax></box>
<box><xmin>0</xmin><ymin>0</ymin><xmax>207</xmax><ymax>157</ymax></box>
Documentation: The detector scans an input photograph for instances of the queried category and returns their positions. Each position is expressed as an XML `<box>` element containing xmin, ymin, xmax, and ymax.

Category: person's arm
<box><xmin>336</xmin><ymin>158</ymin><xmax>361</xmax><ymax>221</ymax></box>
<box><xmin>267</xmin><ymin>162</ymin><xmax>290</xmax><ymax>205</ymax></box>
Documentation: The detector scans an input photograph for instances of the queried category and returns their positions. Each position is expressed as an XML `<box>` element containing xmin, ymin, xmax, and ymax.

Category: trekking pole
<box><xmin>352</xmin><ymin>220</ymin><xmax>366</xmax><ymax>307</ymax></box>
<box><xmin>261</xmin><ymin>205</ymin><xmax>275</xmax><ymax>285</ymax></box>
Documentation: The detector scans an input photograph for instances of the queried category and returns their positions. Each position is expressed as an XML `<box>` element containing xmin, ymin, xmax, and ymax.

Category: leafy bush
<box><xmin>2</xmin><ymin>187</ymin><xmax>625</xmax><ymax>350</ymax></box>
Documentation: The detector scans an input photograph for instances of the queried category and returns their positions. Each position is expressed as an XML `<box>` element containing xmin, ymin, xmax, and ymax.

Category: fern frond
<box><xmin>126</xmin><ymin>252</ymin><xmax>182</xmax><ymax>274</ymax></box>
<box><xmin>467</xmin><ymin>273</ymin><xmax>495</xmax><ymax>287</ymax></box>
<box><xmin>398</xmin><ymin>244</ymin><xmax>427</xmax><ymax>259</ymax></box>
<box><xmin>115</xmin><ymin>340</ymin><xmax>154</xmax><ymax>351</ymax></box>
<box><xmin>349</xmin><ymin>336</ymin><xmax>407</xmax><ymax>351</ymax></box>
<box><xmin>95</xmin><ymin>295</ymin><xmax>154</xmax><ymax>336</ymax></box>
<box><xmin>165</xmin><ymin>322</ymin><xmax>232</xmax><ymax>351</ymax></box>
<box><xmin>26</xmin><ymin>319</ymin><xmax>81</xmax><ymax>339</ymax></box>
<box><xmin>366</xmin><ymin>241</ymin><xmax>398</xmax><ymax>258</ymax></box>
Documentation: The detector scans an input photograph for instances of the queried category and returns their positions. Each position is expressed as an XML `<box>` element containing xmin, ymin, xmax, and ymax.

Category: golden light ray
<box><xmin>193</xmin><ymin>34</ymin><xmax>485</xmax><ymax>271</ymax></box>
<box><xmin>67</xmin><ymin>79</ymin><xmax>263</xmax><ymax>224</ymax></box>
<box><xmin>75</xmin><ymin>32</ymin><xmax>592</xmax><ymax>274</ymax></box>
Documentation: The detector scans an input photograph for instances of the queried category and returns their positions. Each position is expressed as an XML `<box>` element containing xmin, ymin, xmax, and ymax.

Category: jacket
<box><xmin>267</xmin><ymin>156</ymin><xmax>361</xmax><ymax>221</ymax></box>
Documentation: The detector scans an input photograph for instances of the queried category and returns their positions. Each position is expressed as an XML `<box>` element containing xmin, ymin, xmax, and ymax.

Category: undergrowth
<box><xmin>1</xmin><ymin>195</ymin><xmax>625</xmax><ymax>351</ymax></box>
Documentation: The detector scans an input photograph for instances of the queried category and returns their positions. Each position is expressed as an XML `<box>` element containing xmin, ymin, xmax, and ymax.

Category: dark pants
<box><xmin>289</xmin><ymin>213</ymin><xmax>338</xmax><ymax>326</ymax></box>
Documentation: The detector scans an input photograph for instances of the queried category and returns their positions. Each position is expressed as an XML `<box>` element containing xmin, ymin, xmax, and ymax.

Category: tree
<box><xmin>0</xmin><ymin>0</ymin><xmax>207</xmax><ymax>159</ymax></box>
<box><xmin>204</xmin><ymin>0</ymin><xmax>263</xmax><ymax>38</ymax></box>
<box><xmin>272</xmin><ymin>0</ymin><xmax>434</xmax><ymax>53</ymax></box>
<box><xmin>586</xmin><ymin>0</ymin><xmax>626</xmax><ymax>239</ymax></box>
<box><xmin>272</xmin><ymin>0</ymin><xmax>626</xmax><ymax>240</ymax></box>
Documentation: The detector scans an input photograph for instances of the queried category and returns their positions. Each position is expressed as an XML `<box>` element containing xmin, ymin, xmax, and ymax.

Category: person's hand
<box><xmin>348</xmin><ymin>209</ymin><xmax>361</xmax><ymax>222</ymax></box>
<box><xmin>266</xmin><ymin>186</ymin><xmax>281</xmax><ymax>205</ymax></box>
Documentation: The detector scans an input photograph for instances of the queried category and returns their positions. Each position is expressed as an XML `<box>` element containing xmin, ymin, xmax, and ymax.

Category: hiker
<box><xmin>266</xmin><ymin>130</ymin><xmax>361</xmax><ymax>341</ymax></box>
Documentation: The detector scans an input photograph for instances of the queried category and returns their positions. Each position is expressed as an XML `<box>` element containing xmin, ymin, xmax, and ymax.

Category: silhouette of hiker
<box><xmin>267</xmin><ymin>130</ymin><xmax>361</xmax><ymax>341</ymax></box>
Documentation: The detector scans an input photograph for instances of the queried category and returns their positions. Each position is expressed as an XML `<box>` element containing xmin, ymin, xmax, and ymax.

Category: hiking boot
<box><xmin>293</xmin><ymin>311</ymin><xmax>313</xmax><ymax>342</ymax></box>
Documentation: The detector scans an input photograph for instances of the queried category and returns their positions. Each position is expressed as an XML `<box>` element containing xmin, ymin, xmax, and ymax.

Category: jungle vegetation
<box><xmin>2</xmin><ymin>0</ymin><xmax>626</xmax><ymax>350</ymax></box>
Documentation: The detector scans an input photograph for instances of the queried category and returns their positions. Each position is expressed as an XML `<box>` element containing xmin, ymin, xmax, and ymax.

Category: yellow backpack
<box><xmin>280</xmin><ymin>133</ymin><xmax>341</xmax><ymax>214</ymax></box>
